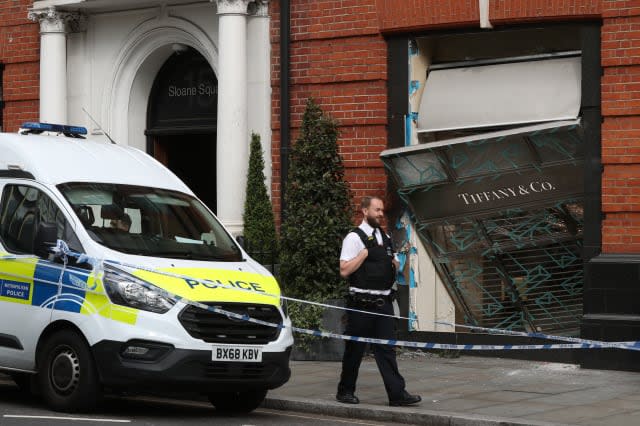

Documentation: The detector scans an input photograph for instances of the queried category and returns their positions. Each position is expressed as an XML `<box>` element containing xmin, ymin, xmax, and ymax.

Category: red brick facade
<box><xmin>1</xmin><ymin>1</ymin><xmax>639</xmax><ymax>254</ymax></box>
<box><xmin>270</xmin><ymin>1</ymin><xmax>389</xmax><ymax>220</ymax></box>
<box><xmin>270</xmin><ymin>0</ymin><xmax>640</xmax><ymax>255</ymax></box>
<box><xmin>0</xmin><ymin>0</ymin><xmax>39</xmax><ymax>131</ymax></box>
<box><xmin>602</xmin><ymin>1</ymin><xmax>640</xmax><ymax>252</ymax></box>
<box><xmin>375</xmin><ymin>0</ymin><xmax>600</xmax><ymax>31</ymax></box>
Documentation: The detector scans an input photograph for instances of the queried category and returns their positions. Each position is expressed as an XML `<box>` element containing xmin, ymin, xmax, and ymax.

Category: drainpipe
<box><xmin>280</xmin><ymin>0</ymin><xmax>290</xmax><ymax>222</ymax></box>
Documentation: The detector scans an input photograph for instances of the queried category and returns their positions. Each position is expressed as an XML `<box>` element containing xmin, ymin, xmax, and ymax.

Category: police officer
<box><xmin>336</xmin><ymin>196</ymin><xmax>421</xmax><ymax>406</ymax></box>
<box><xmin>110</xmin><ymin>213</ymin><xmax>131</xmax><ymax>233</ymax></box>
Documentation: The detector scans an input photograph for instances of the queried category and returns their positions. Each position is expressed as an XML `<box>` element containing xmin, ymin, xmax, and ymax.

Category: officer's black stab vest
<box><xmin>348</xmin><ymin>227</ymin><xmax>395</xmax><ymax>291</ymax></box>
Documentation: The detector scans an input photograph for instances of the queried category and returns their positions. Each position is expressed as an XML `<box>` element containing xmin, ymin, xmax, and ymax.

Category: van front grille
<box><xmin>178</xmin><ymin>302</ymin><xmax>282</xmax><ymax>344</ymax></box>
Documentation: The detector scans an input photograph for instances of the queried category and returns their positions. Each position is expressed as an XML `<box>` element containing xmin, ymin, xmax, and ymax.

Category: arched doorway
<box><xmin>146</xmin><ymin>47</ymin><xmax>218</xmax><ymax>213</ymax></box>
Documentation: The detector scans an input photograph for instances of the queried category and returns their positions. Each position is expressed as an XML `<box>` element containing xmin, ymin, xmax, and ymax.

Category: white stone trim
<box><xmin>216</xmin><ymin>9</ymin><xmax>249</xmax><ymax>232</ymax></box>
<box><xmin>216</xmin><ymin>0</ymin><xmax>252</xmax><ymax>15</ymax></box>
<box><xmin>28</xmin><ymin>6</ymin><xmax>86</xmax><ymax>33</ymax></box>
<box><xmin>247</xmin><ymin>0</ymin><xmax>271</xmax><ymax>195</ymax></box>
<box><xmin>101</xmin><ymin>15</ymin><xmax>218</xmax><ymax>148</ymax></box>
<box><xmin>479</xmin><ymin>0</ymin><xmax>493</xmax><ymax>29</ymax></box>
<box><xmin>29</xmin><ymin>6</ymin><xmax>70</xmax><ymax>123</ymax></box>
<box><xmin>249</xmin><ymin>0</ymin><xmax>269</xmax><ymax>17</ymax></box>
<box><xmin>29</xmin><ymin>7</ymin><xmax>65</xmax><ymax>33</ymax></box>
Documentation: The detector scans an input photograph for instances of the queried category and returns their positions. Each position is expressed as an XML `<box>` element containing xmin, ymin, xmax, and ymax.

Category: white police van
<box><xmin>0</xmin><ymin>123</ymin><xmax>293</xmax><ymax>413</ymax></box>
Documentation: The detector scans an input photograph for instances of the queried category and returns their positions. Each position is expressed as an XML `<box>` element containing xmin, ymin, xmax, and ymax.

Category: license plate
<box><xmin>211</xmin><ymin>345</ymin><xmax>262</xmax><ymax>362</ymax></box>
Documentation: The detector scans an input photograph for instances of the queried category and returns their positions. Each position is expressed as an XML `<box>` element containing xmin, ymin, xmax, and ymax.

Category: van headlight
<box><xmin>102</xmin><ymin>266</ymin><xmax>176</xmax><ymax>314</ymax></box>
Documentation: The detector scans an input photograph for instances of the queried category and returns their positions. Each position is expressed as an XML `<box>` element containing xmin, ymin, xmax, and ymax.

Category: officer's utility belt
<box><xmin>348</xmin><ymin>291</ymin><xmax>394</xmax><ymax>307</ymax></box>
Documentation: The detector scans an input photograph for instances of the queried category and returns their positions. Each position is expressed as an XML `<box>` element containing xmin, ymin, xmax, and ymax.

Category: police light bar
<box><xmin>20</xmin><ymin>122</ymin><xmax>88</xmax><ymax>137</ymax></box>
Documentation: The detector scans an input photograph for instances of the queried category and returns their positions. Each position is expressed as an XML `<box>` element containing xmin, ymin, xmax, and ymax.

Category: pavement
<box><xmin>264</xmin><ymin>351</ymin><xmax>640</xmax><ymax>425</ymax></box>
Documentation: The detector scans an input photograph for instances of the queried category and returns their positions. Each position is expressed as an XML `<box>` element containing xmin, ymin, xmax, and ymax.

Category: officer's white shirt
<box><xmin>340</xmin><ymin>220</ymin><xmax>394</xmax><ymax>296</ymax></box>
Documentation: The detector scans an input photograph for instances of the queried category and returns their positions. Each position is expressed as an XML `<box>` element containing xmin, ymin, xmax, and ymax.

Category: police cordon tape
<box><xmin>1</xmin><ymin>241</ymin><xmax>639</xmax><ymax>352</ymax></box>
<box><xmin>5</xmin><ymin>243</ymin><xmax>640</xmax><ymax>352</ymax></box>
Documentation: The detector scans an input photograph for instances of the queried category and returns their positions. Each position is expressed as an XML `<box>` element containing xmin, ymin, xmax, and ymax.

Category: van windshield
<box><xmin>58</xmin><ymin>182</ymin><xmax>243</xmax><ymax>261</ymax></box>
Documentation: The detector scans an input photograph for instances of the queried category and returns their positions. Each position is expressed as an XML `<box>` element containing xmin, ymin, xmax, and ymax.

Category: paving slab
<box><xmin>264</xmin><ymin>353</ymin><xmax>640</xmax><ymax>425</ymax></box>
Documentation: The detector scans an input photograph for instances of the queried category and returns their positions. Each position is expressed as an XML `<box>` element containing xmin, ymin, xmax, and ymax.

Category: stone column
<box><xmin>28</xmin><ymin>7</ymin><xmax>79</xmax><ymax>124</ymax></box>
<box><xmin>247</xmin><ymin>1</ymin><xmax>272</xmax><ymax>196</ymax></box>
<box><xmin>216</xmin><ymin>0</ymin><xmax>252</xmax><ymax>235</ymax></box>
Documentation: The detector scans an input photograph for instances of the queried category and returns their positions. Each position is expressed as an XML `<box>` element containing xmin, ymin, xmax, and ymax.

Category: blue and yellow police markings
<box><xmin>32</xmin><ymin>258</ymin><xmax>63</xmax><ymax>308</ymax></box>
<box><xmin>41</xmin><ymin>263</ymin><xmax>138</xmax><ymax>325</ymax></box>
<box><xmin>32</xmin><ymin>259</ymin><xmax>96</xmax><ymax>314</ymax></box>
<box><xmin>0</xmin><ymin>279</ymin><xmax>31</xmax><ymax>300</ymax></box>
<box><xmin>133</xmin><ymin>267</ymin><xmax>280</xmax><ymax>306</ymax></box>
<box><xmin>0</xmin><ymin>252</ymin><xmax>85</xmax><ymax>309</ymax></box>
<box><xmin>0</xmin><ymin>253</ymin><xmax>38</xmax><ymax>305</ymax></box>
<box><xmin>0</xmin><ymin>252</ymin><xmax>138</xmax><ymax>325</ymax></box>
<box><xmin>0</xmin><ymin>254</ymin><xmax>91</xmax><ymax>312</ymax></box>
<box><xmin>83</xmin><ymin>270</ymin><xmax>138</xmax><ymax>325</ymax></box>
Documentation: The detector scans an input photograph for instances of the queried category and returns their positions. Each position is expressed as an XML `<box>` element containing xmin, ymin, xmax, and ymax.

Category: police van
<box><xmin>0</xmin><ymin>123</ymin><xmax>293</xmax><ymax>413</ymax></box>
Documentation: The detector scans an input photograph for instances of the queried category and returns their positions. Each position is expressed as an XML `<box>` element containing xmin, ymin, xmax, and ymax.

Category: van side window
<box><xmin>0</xmin><ymin>185</ymin><xmax>82</xmax><ymax>255</ymax></box>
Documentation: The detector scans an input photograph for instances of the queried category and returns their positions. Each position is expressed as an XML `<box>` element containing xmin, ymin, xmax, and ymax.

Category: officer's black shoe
<box><xmin>389</xmin><ymin>391</ymin><xmax>422</xmax><ymax>406</ymax></box>
<box><xmin>336</xmin><ymin>392</ymin><xmax>360</xmax><ymax>404</ymax></box>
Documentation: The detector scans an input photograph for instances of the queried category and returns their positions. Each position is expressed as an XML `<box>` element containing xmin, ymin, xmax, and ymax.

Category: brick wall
<box><xmin>0</xmin><ymin>0</ymin><xmax>38</xmax><ymax>131</ymax></box>
<box><xmin>271</xmin><ymin>0</ymin><xmax>388</xmax><ymax>223</ymax></box>
<box><xmin>374</xmin><ymin>0</ymin><xmax>600</xmax><ymax>33</ymax></box>
<box><xmin>271</xmin><ymin>1</ymin><xmax>639</xmax><ymax>255</ymax></box>
<box><xmin>272</xmin><ymin>1</ymin><xmax>606</xmax><ymax>226</ymax></box>
<box><xmin>602</xmin><ymin>1</ymin><xmax>640</xmax><ymax>253</ymax></box>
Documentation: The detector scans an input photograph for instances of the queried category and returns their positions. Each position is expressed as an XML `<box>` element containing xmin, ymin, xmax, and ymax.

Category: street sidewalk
<box><xmin>264</xmin><ymin>352</ymin><xmax>640</xmax><ymax>425</ymax></box>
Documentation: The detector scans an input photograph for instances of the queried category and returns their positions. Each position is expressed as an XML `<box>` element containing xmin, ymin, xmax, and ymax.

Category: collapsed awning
<box><xmin>383</xmin><ymin>120</ymin><xmax>585</xmax><ymax>335</ymax></box>
<box><xmin>382</xmin><ymin>119</ymin><xmax>581</xmax><ymax>196</ymax></box>
<box><xmin>416</xmin><ymin>55</ymin><xmax>582</xmax><ymax>133</ymax></box>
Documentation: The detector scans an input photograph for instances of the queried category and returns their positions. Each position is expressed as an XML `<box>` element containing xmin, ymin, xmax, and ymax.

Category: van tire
<box><xmin>37</xmin><ymin>329</ymin><xmax>101</xmax><ymax>412</ymax></box>
<box><xmin>208</xmin><ymin>389</ymin><xmax>267</xmax><ymax>413</ymax></box>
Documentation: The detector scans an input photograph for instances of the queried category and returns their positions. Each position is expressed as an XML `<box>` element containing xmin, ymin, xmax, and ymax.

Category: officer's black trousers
<box><xmin>337</xmin><ymin>298</ymin><xmax>406</xmax><ymax>400</ymax></box>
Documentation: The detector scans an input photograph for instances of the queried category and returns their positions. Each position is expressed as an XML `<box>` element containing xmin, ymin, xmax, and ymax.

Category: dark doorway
<box><xmin>146</xmin><ymin>48</ymin><xmax>218</xmax><ymax>213</ymax></box>
<box><xmin>153</xmin><ymin>134</ymin><xmax>217</xmax><ymax>213</ymax></box>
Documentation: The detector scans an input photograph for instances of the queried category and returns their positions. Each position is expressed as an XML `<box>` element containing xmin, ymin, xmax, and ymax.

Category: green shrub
<box><xmin>243</xmin><ymin>132</ymin><xmax>278</xmax><ymax>264</ymax></box>
<box><xmin>279</xmin><ymin>99</ymin><xmax>353</xmax><ymax>345</ymax></box>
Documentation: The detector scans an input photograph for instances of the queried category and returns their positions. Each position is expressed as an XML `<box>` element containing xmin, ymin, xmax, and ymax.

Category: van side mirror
<box><xmin>235</xmin><ymin>235</ymin><xmax>246</xmax><ymax>249</ymax></box>
<box><xmin>33</xmin><ymin>222</ymin><xmax>58</xmax><ymax>259</ymax></box>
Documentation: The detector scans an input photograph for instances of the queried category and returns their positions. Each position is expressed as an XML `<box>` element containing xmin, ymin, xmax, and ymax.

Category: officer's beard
<box><xmin>365</xmin><ymin>216</ymin><xmax>381</xmax><ymax>228</ymax></box>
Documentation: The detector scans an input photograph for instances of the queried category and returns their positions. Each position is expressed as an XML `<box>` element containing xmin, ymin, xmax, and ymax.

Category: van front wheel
<box><xmin>208</xmin><ymin>389</ymin><xmax>267</xmax><ymax>413</ymax></box>
<box><xmin>37</xmin><ymin>330</ymin><xmax>101</xmax><ymax>412</ymax></box>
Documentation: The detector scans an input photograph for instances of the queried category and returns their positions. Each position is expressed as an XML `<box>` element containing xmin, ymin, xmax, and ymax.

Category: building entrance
<box><xmin>146</xmin><ymin>48</ymin><xmax>218</xmax><ymax>213</ymax></box>
<box><xmin>152</xmin><ymin>134</ymin><xmax>217</xmax><ymax>213</ymax></box>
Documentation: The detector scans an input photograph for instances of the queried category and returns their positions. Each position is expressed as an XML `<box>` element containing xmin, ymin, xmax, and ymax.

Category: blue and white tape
<box><xmin>1</xmin><ymin>242</ymin><xmax>638</xmax><ymax>352</ymax></box>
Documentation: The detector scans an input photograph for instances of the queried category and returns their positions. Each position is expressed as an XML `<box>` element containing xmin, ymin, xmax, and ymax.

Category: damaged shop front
<box><xmin>384</xmin><ymin>119</ymin><xmax>584</xmax><ymax>336</ymax></box>
<box><xmin>382</xmin><ymin>26</ymin><xmax>600</xmax><ymax>348</ymax></box>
